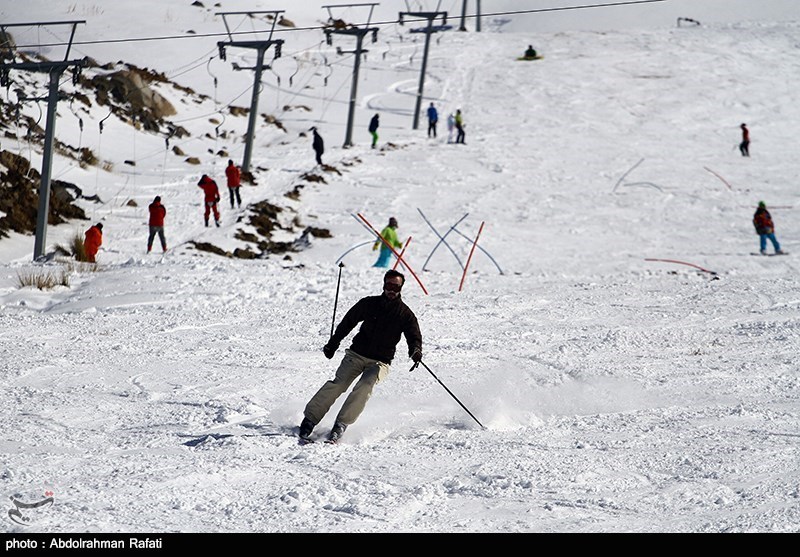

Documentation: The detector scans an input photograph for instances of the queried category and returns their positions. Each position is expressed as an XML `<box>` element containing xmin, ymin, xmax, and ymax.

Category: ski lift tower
<box><xmin>216</xmin><ymin>11</ymin><xmax>284</xmax><ymax>174</ymax></box>
<box><xmin>458</xmin><ymin>0</ymin><xmax>482</xmax><ymax>32</ymax></box>
<box><xmin>0</xmin><ymin>20</ymin><xmax>88</xmax><ymax>261</ymax></box>
<box><xmin>322</xmin><ymin>3</ymin><xmax>380</xmax><ymax>148</ymax></box>
<box><xmin>399</xmin><ymin>2</ymin><xmax>451</xmax><ymax>130</ymax></box>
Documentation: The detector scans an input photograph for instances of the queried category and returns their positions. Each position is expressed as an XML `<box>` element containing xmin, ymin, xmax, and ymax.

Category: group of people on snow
<box><xmin>78</xmin><ymin>48</ymin><xmax>785</xmax><ymax>446</ymax></box>
<box><xmin>307</xmin><ymin>102</ymin><xmax>464</xmax><ymax>160</ymax></box>
<box><xmin>83</xmin><ymin>159</ymin><xmax>245</xmax><ymax>261</ymax></box>
<box><xmin>292</xmin><ymin>115</ymin><xmax>783</xmax><ymax>443</ymax></box>
<box><xmin>195</xmin><ymin>159</ymin><xmax>243</xmax><ymax>229</ymax></box>
<box><xmin>428</xmin><ymin>103</ymin><xmax>464</xmax><ymax>144</ymax></box>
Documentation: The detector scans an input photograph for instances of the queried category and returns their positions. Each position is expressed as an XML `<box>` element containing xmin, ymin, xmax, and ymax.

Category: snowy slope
<box><xmin>1</xmin><ymin>1</ymin><xmax>799</xmax><ymax>533</ymax></box>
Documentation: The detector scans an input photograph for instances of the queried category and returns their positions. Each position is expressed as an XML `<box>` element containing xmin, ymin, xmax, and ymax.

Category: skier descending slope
<box><xmin>298</xmin><ymin>270</ymin><xmax>422</xmax><ymax>444</ymax></box>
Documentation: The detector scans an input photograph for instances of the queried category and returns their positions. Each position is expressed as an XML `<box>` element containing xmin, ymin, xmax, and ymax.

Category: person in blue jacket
<box><xmin>426</xmin><ymin>102</ymin><xmax>438</xmax><ymax>138</ymax></box>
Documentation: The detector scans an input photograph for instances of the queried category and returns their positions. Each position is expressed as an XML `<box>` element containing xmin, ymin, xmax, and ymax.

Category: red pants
<box><xmin>204</xmin><ymin>202</ymin><xmax>220</xmax><ymax>222</ymax></box>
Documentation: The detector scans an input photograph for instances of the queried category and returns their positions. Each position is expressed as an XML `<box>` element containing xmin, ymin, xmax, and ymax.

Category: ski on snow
<box><xmin>297</xmin><ymin>436</ymin><xmax>339</xmax><ymax>446</ymax></box>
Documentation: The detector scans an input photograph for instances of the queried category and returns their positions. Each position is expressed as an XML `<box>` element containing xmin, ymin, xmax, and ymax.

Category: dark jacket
<box><xmin>369</xmin><ymin>115</ymin><xmax>379</xmax><ymax>133</ymax></box>
<box><xmin>330</xmin><ymin>294</ymin><xmax>422</xmax><ymax>364</ymax></box>
<box><xmin>313</xmin><ymin>130</ymin><xmax>324</xmax><ymax>153</ymax></box>
<box><xmin>427</xmin><ymin>105</ymin><xmax>438</xmax><ymax>122</ymax></box>
<box><xmin>753</xmin><ymin>208</ymin><xmax>774</xmax><ymax>235</ymax></box>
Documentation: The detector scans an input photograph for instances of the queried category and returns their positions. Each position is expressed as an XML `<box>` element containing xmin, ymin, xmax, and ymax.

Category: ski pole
<box><xmin>330</xmin><ymin>262</ymin><xmax>344</xmax><ymax>339</ymax></box>
<box><xmin>410</xmin><ymin>359</ymin><xmax>486</xmax><ymax>430</ymax></box>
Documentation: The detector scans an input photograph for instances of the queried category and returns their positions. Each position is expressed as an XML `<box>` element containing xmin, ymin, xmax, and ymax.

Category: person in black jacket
<box><xmin>311</xmin><ymin>126</ymin><xmax>324</xmax><ymax>165</ymax></box>
<box><xmin>368</xmin><ymin>113</ymin><xmax>379</xmax><ymax>149</ymax></box>
<box><xmin>299</xmin><ymin>269</ymin><xmax>423</xmax><ymax>443</ymax></box>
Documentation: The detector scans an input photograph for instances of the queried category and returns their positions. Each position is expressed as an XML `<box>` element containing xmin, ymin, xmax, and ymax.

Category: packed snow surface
<box><xmin>1</xmin><ymin>0</ymin><xmax>798</xmax><ymax>533</ymax></box>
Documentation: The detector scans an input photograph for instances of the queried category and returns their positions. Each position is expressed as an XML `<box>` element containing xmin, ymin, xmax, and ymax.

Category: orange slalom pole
<box><xmin>357</xmin><ymin>213</ymin><xmax>428</xmax><ymax>295</ymax></box>
<box><xmin>459</xmin><ymin>221</ymin><xmax>485</xmax><ymax>292</ymax></box>
<box><xmin>393</xmin><ymin>236</ymin><xmax>412</xmax><ymax>271</ymax></box>
<box><xmin>645</xmin><ymin>258</ymin><xmax>717</xmax><ymax>275</ymax></box>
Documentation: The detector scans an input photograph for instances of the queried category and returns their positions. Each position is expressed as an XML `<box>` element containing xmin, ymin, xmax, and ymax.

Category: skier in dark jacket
<box><xmin>298</xmin><ymin>269</ymin><xmax>423</xmax><ymax>444</ymax></box>
<box><xmin>753</xmin><ymin>201</ymin><xmax>784</xmax><ymax>255</ymax></box>
<box><xmin>368</xmin><ymin>114</ymin><xmax>379</xmax><ymax>149</ymax></box>
<box><xmin>311</xmin><ymin>127</ymin><xmax>324</xmax><ymax>165</ymax></box>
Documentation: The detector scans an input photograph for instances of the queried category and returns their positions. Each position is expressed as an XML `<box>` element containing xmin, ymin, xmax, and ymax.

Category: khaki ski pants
<box><xmin>304</xmin><ymin>349</ymin><xmax>390</xmax><ymax>426</ymax></box>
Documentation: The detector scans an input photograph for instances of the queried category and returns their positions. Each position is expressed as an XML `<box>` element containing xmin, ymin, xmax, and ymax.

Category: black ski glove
<box><xmin>410</xmin><ymin>347</ymin><xmax>422</xmax><ymax>363</ymax></box>
<box><xmin>323</xmin><ymin>341</ymin><xmax>339</xmax><ymax>359</ymax></box>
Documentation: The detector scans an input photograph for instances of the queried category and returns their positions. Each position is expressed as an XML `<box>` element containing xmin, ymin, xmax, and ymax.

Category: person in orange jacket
<box><xmin>225</xmin><ymin>159</ymin><xmax>242</xmax><ymax>209</ymax></box>
<box><xmin>84</xmin><ymin>222</ymin><xmax>103</xmax><ymax>263</ymax></box>
<box><xmin>147</xmin><ymin>196</ymin><xmax>167</xmax><ymax>253</ymax></box>
<box><xmin>197</xmin><ymin>174</ymin><xmax>221</xmax><ymax>227</ymax></box>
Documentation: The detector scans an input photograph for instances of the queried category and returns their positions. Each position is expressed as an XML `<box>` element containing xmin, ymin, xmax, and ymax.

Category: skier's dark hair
<box><xmin>384</xmin><ymin>269</ymin><xmax>405</xmax><ymax>285</ymax></box>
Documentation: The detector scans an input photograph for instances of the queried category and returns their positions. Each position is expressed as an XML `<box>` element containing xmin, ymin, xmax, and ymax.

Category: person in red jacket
<box><xmin>84</xmin><ymin>223</ymin><xmax>103</xmax><ymax>263</ymax></box>
<box><xmin>225</xmin><ymin>159</ymin><xmax>242</xmax><ymax>209</ymax></box>
<box><xmin>147</xmin><ymin>196</ymin><xmax>167</xmax><ymax>253</ymax></box>
<box><xmin>739</xmin><ymin>123</ymin><xmax>750</xmax><ymax>157</ymax></box>
<box><xmin>197</xmin><ymin>174</ymin><xmax>221</xmax><ymax>227</ymax></box>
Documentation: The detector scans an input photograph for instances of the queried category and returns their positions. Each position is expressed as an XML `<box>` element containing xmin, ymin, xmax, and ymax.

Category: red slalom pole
<box><xmin>357</xmin><ymin>213</ymin><xmax>429</xmax><ymax>295</ymax></box>
<box><xmin>703</xmin><ymin>167</ymin><xmax>733</xmax><ymax>191</ymax></box>
<box><xmin>393</xmin><ymin>236</ymin><xmax>412</xmax><ymax>270</ymax></box>
<box><xmin>459</xmin><ymin>221</ymin><xmax>485</xmax><ymax>291</ymax></box>
<box><xmin>645</xmin><ymin>258</ymin><xmax>717</xmax><ymax>276</ymax></box>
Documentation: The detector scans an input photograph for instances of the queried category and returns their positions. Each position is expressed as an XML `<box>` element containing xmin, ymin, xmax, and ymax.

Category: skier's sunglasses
<box><xmin>383</xmin><ymin>282</ymin><xmax>403</xmax><ymax>292</ymax></box>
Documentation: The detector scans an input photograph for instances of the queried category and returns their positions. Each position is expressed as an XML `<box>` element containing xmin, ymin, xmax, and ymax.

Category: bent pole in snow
<box><xmin>612</xmin><ymin>157</ymin><xmax>644</xmax><ymax>193</ymax></box>
<box><xmin>393</xmin><ymin>236</ymin><xmax>412</xmax><ymax>271</ymax></box>
<box><xmin>450</xmin><ymin>225</ymin><xmax>504</xmax><ymax>275</ymax></box>
<box><xmin>410</xmin><ymin>359</ymin><xmax>486</xmax><ymax>430</ymax></box>
<box><xmin>459</xmin><ymin>221</ymin><xmax>485</xmax><ymax>291</ymax></box>
<box><xmin>351</xmin><ymin>212</ymin><xmax>379</xmax><ymax>237</ymax></box>
<box><xmin>419</xmin><ymin>208</ymin><xmax>467</xmax><ymax>271</ymax></box>
<box><xmin>703</xmin><ymin>166</ymin><xmax>733</xmax><ymax>191</ymax></box>
<box><xmin>645</xmin><ymin>258</ymin><xmax>717</xmax><ymax>276</ymax></box>
<box><xmin>335</xmin><ymin>240</ymin><xmax>373</xmax><ymax>265</ymax></box>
